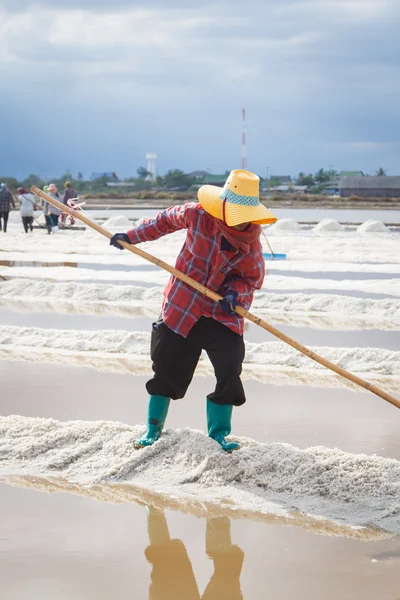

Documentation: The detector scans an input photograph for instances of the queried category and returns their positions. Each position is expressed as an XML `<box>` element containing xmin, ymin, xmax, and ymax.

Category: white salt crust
<box><xmin>1</xmin><ymin>415</ymin><xmax>399</xmax><ymax>537</ymax></box>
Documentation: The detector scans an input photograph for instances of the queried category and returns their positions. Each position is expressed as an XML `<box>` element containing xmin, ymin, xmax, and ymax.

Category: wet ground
<box><xmin>1</xmin><ymin>481</ymin><xmax>400</xmax><ymax>600</ymax></box>
<box><xmin>1</xmin><ymin>361</ymin><xmax>400</xmax><ymax>600</ymax></box>
<box><xmin>1</xmin><ymin>308</ymin><xmax>399</xmax><ymax>349</ymax></box>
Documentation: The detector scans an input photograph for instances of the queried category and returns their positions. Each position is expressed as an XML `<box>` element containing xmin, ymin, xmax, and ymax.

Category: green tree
<box><xmin>137</xmin><ymin>166</ymin><xmax>151</xmax><ymax>179</ymax></box>
<box><xmin>267</xmin><ymin>177</ymin><xmax>282</xmax><ymax>188</ymax></box>
<box><xmin>77</xmin><ymin>172</ymin><xmax>84</xmax><ymax>181</ymax></box>
<box><xmin>20</xmin><ymin>173</ymin><xmax>45</xmax><ymax>189</ymax></box>
<box><xmin>296</xmin><ymin>172</ymin><xmax>315</xmax><ymax>187</ymax></box>
<box><xmin>162</xmin><ymin>169</ymin><xmax>194</xmax><ymax>190</ymax></box>
<box><xmin>376</xmin><ymin>167</ymin><xmax>386</xmax><ymax>176</ymax></box>
<box><xmin>0</xmin><ymin>176</ymin><xmax>20</xmax><ymax>190</ymax></box>
<box><xmin>314</xmin><ymin>168</ymin><xmax>330</xmax><ymax>184</ymax></box>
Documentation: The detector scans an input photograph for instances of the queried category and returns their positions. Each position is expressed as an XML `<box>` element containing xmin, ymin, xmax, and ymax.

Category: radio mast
<box><xmin>241</xmin><ymin>108</ymin><xmax>247</xmax><ymax>170</ymax></box>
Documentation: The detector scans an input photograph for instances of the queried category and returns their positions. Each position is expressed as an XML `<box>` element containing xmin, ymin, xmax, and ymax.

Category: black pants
<box><xmin>0</xmin><ymin>211</ymin><xmax>9</xmax><ymax>232</ymax></box>
<box><xmin>22</xmin><ymin>216</ymin><xmax>33</xmax><ymax>232</ymax></box>
<box><xmin>146</xmin><ymin>317</ymin><xmax>246</xmax><ymax>406</ymax></box>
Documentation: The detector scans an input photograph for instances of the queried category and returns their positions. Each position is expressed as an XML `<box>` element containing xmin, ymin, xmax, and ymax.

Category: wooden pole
<box><xmin>31</xmin><ymin>185</ymin><xmax>400</xmax><ymax>410</ymax></box>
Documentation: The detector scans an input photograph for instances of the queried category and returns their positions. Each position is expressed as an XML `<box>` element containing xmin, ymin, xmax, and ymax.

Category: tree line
<box><xmin>0</xmin><ymin>166</ymin><xmax>388</xmax><ymax>195</ymax></box>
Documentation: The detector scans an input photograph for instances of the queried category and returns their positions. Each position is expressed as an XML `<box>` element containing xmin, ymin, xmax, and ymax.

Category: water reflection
<box><xmin>145</xmin><ymin>506</ymin><xmax>244</xmax><ymax>600</ymax></box>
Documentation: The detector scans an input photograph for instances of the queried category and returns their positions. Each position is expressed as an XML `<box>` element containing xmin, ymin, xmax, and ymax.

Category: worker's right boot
<box><xmin>134</xmin><ymin>395</ymin><xmax>170</xmax><ymax>449</ymax></box>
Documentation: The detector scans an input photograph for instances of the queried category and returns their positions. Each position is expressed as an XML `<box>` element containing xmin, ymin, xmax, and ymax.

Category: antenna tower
<box><xmin>241</xmin><ymin>108</ymin><xmax>247</xmax><ymax>170</ymax></box>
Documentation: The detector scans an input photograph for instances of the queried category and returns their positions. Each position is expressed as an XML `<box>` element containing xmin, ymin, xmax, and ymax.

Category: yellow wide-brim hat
<box><xmin>198</xmin><ymin>169</ymin><xmax>277</xmax><ymax>226</ymax></box>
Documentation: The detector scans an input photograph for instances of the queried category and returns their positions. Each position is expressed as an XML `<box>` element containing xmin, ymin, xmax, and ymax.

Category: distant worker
<box><xmin>17</xmin><ymin>187</ymin><xmax>38</xmax><ymax>233</ymax></box>
<box><xmin>61</xmin><ymin>180</ymin><xmax>77</xmax><ymax>227</ymax></box>
<box><xmin>42</xmin><ymin>185</ymin><xmax>52</xmax><ymax>234</ymax></box>
<box><xmin>42</xmin><ymin>183</ymin><xmax>61</xmax><ymax>233</ymax></box>
<box><xmin>0</xmin><ymin>182</ymin><xmax>15</xmax><ymax>233</ymax></box>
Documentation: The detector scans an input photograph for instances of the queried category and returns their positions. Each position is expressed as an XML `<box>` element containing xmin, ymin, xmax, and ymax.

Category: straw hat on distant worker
<box><xmin>198</xmin><ymin>169</ymin><xmax>277</xmax><ymax>227</ymax></box>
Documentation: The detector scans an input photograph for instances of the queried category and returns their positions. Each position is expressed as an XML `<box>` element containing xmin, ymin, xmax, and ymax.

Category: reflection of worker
<box><xmin>203</xmin><ymin>517</ymin><xmax>244</xmax><ymax>600</ymax></box>
<box><xmin>144</xmin><ymin>507</ymin><xmax>244</xmax><ymax>600</ymax></box>
<box><xmin>145</xmin><ymin>506</ymin><xmax>200</xmax><ymax>600</ymax></box>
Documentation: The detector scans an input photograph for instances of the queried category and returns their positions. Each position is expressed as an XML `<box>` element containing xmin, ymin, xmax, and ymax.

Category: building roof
<box><xmin>339</xmin><ymin>170</ymin><xmax>364</xmax><ymax>177</ymax></box>
<box><xmin>200</xmin><ymin>174</ymin><xmax>226</xmax><ymax>185</ymax></box>
<box><xmin>189</xmin><ymin>170</ymin><xmax>210</xmax><ymax>178</ymax></box>
<box><xmin>340</xmin><ymin>176</ymin><xmax>400</xmax><ymax>189</ymax></box>
<box><xmin>270</xmin><ymin>185</ymin><xmax>308</xmax><ymax>192</ymax></box>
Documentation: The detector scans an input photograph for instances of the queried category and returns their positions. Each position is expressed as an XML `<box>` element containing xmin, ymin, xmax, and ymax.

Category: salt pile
<box><xmin>313</xmin><ymin>219</ymin><xmax>343</xmax><ymax>232</ymax></box>
<box><xmin>268</xmin><ymin>219</ymin><xmax>300</xmax><ymax>231</ymax></box>
<box><xmin>0</xmin><ymin>325</ymin><xmax>399</xmax><ymax>391</ymax></box>
<box><xmin>1</xmin><ymin>415</ymin><xmax>399</xmax><ymax>537</ymax></box>
<box><xmin>357</xmin><ymin>220</ymin><xmax>388</xmax><ymax>233</ymax></box>
<box><xmin>103</xmin><ymin>215</ymin><xmax>132</xmax><ymax>229</ymax></box>
<box><xmin>1</xmin><ymin>280</ymin><xmax>399</xmax><ymax>329</ymax></box>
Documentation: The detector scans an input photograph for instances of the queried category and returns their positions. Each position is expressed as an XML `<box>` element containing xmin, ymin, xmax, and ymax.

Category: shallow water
<box><xmin>1</xmin><ymin>483</ymin><xmax>399</xmax><ymax>600</ymax></box>
<box><xmin>1</xmin><ymin>309</ymin><xmax>399</xmax><ymax>350</ymax></box>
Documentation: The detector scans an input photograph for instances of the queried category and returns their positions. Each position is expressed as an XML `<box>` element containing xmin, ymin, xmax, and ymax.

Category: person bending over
<box><xmin>110</xmin><ymin>170</ymin><xmax>276</xmax><ymax>452</ymax></box>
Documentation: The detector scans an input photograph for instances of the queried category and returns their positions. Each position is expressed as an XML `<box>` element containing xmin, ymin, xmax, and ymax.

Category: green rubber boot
<box><xmin>134</xmin><ymin>395</ymin><xmax>170</xmax><ymax>449</ymax></box>
<box><xmin>207</xmin><ymin>399</ymin><xmax>240</xmax><ymax>453</ymax></box>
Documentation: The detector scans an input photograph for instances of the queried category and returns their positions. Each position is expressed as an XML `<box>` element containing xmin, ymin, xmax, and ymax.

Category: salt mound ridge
<box><xmin>1</xmin><ymin>415</ymin><xmax>399</xmax><ymax>536</ymax></box>
<box><xmin>1</xmin><ymin>280</ymin><xmax>399</xmax><ymax>328</ymax></box>
<box><xmin>314</xmin><ymin>219</ymin><xmax>343</xmax><ymax>232</ymax></box>
<box><xmin>357</xmin><ymin>220</ymin><xmax>388</xmax><ymax>233</ymax></box>
<box><xmin>103</xmin><ymin>215</ymin><xmax>131</xmax><ymax>229</ymax></box>
<box><xmin>1</xmin><ymin>325</ymin><xmax>399</xmax><ymax>392</ymax></box>
<box><xmin>268</xmin><ymin>219</ymin><xmax>300</xmax><ymax>231</ymax></box>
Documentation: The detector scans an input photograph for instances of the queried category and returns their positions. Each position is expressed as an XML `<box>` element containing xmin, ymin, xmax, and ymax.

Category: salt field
<box><xmin>1</xmin><ymin>207</ymin><xmax>400</xmax><ymax>598</ymax></box>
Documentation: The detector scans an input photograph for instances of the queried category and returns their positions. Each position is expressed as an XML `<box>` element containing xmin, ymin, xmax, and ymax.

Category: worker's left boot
<box><xmin>207</xmin><ymin>399</ymin><xmax>240</xmax><ymax>452</ymax></box>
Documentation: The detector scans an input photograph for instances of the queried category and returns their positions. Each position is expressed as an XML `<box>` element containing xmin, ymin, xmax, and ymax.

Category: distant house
<box><xmin>189</xmin><ymin>170</ymin><xmax>210</xmax><ymax>179</ymax></box>
<box><xmin>200</xmin><ymin>174</ymin><xmax>226</xmax><ymax>185</ymax></box>
<box><xmin>190</xmin><ymin>173</ymin><xmax>227</xmax><ymax>190</ymax></box>
<box><xmin>323</xmin><ymin>171</ymin><xmax>364</xmax><ymax>195</ymax></box>
<box><xmin>270</xmin><ymin>185</ymin><xmax>308</xmax><ymax>194</ymax></box>
<box><xmin>340</xmin><ymin>176</ymin><xmax>400</xmax><ymax>198</ymax></box>
<box><xmin>90</xmin><ymin>172</ymin><xmax>119</xmax><ymax>181</ymax></box>
<box><xmin>106</xmin><ymin>181</ymin><xmax>135</xmax><ymax>188</ymax></box>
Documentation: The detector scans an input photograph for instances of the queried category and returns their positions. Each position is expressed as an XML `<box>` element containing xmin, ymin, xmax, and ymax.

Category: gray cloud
<box><xmin>0</xmin><ymin>0</ymin><xmax>399</xmax><ymax>178</ymax></box>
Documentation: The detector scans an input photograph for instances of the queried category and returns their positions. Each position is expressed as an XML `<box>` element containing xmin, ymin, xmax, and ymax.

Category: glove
<box><xmin>110</xmin><ymin>232</ymin><xmax>131</xmax><ymax>250</ymax></box>
<box><xmin>219</xmin><ymin>290</ymin><xmax>238</xmax><ymax>315</ymax></box>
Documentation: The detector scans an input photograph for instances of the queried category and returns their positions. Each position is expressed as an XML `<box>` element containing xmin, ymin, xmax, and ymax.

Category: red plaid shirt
<box><xmin>127</xmin><ymin>203</ymin><xmax>265</xmax><ymax>337</ymax></box>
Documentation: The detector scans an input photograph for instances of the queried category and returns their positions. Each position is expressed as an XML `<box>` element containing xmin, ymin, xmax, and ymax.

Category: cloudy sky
<box><xmin>0</xmin><ymin>0</ymin><xmax>399</xmax><ymax>180</ymax></box>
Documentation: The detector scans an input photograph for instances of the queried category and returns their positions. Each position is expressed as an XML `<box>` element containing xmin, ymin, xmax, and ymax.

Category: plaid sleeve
<box><xmin>127</xmin><ymin>203</ymin><xmax>194</xmax><ymax>244</ymax></box>
<box><xmin>223</xmin><ymin>250</ymin><xmax>265</xmax><ymax>309</ymax></box>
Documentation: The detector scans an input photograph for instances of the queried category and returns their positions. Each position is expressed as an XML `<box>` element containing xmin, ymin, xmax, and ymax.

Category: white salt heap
<box><xmin>357</xmin><ymin>220</ymin><xmax>388</xmax><ymax>233</ymax></box>
<box><xmin>0</xmin><ymin>325</ymin><xmax>399</xmax><ymax>391</ymax></box>
<box><xmin>1</xmin><ymin>279</ymin><xmax>399</xmax><ymax>329</ymax></box>
<box><xmin>313</xmin><ymin>219</ymin><xmax>343</xmax><ymax>232</ymax></box>
<box><xmin>267</xmin><ymin>218</ymin><xmax>300</xmax><ymax>231</ymax></box>
<box><xmin>1</xmin><ymin>415</ymin><xmax>399</xmax><ymax>536</ymax></box>
<box><xmin>103</xmin><ymin>215</ymin><xmax>132</xmax><ymax>229</ymax></box>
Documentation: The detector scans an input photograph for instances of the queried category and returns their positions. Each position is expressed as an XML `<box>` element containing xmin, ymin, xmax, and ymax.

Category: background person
<box><xmin>17</xmin><ymin>187</ymin><xmax>38</xmax><ymax>233</ymax></box>
<box><xmin>0</xmin><ymin>182</ymin><xmax>15</xmax><ymax>233</ymax></box>
<box><xmin>42</xmin><ymin>183</ymin><xmax>62</xmax><ymax>233</ymax></box>
<box><xmin>60</xmin><ymin>180</ymin><xmax>77</xmax><ymax>226</ymax></box>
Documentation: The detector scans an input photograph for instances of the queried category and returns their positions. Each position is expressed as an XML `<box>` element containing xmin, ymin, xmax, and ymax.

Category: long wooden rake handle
<box><xmin>31</xmin><ymin>186</ymin><xmax>400</xmax><ymax>410</ymax></box>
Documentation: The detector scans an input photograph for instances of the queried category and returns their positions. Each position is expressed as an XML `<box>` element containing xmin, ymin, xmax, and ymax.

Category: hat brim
<box><xmin>198</xmin><ymin>185</ymin><xmax>277</xmax><ymax>226</ymax></box>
